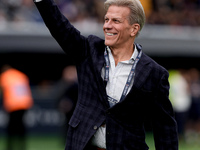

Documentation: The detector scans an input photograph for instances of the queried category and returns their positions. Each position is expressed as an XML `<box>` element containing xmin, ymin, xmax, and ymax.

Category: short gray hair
<box><xmin>104</xmin><ymin>0</ymin><xmax>145</xmax><ymax>36</ymax></box>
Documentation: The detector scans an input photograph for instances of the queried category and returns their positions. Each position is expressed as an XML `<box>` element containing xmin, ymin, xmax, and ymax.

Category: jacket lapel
<box><xmin>132</xmin><ymin>52</ymin><xmax>152</xmax><ymax>89</ymax></box>
<box><xmin>91</xmin><ymin>40</ymin><xmax>152</xmax><ymax>108</ymax></box>
<box><xmin>92</xmin><ymin>43</ymin><xmax>110</xmax><ymax>108</ymax></box>
<box><xmin>116</xmin><ymin>52</ymin><xmax>152</xmax><ymax>105</ymax></box>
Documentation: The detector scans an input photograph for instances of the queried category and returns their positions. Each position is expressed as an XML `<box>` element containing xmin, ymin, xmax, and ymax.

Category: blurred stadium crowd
<box><xmin>0</xmin><ymin>0</ymin><xmax>200</xmax><ymax>26</ymax></box>
<box><xmin>169</xmin><ymin>68</ymin><xmax>200</xmax><ymax>141</ymax></box>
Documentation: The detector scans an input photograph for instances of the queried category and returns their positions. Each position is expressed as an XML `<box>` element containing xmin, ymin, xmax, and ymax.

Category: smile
<box><xmin>106</xmin><ymin>33</ymin><xmax>117</xmax><ymax>36</ymax></box>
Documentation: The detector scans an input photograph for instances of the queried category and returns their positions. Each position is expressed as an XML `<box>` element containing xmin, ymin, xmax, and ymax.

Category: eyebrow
<box><xmin>104</xmin><ymin>16</ymin><xmax>123</xmax><ymax>20</ymax></box>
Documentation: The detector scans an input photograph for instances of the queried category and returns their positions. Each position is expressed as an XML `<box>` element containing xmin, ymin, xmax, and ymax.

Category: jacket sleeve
<box><xmin>34</xmin><ymin>0</ymin><xmax>89</xmax><ymax>64</ymax></box>
<box><xmin>152</xmin><ymin>70</ymin><xmax>179</xmax><ymax>150</ymax></box>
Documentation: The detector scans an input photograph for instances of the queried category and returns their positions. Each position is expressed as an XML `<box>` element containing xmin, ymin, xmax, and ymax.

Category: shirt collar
<box><xmin>131</xmin><ymin>44</ymin><xmax>138</xmax><ymax>62</ymax></box>
<box><xmin>106</xmin><ymin>45</ymin><xmax>138</xmax><ymax>64</ymax></box>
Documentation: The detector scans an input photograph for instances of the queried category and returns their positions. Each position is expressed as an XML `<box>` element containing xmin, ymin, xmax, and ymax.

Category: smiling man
<box><xmin>103</xmin><ymin>5</ymin><xmax>137</xmax><ymax>65</ymax></box>
<box><xmin>34</xmin><ymin>0</ymin><xmax>178</xmax><ymax>149</ymax></box>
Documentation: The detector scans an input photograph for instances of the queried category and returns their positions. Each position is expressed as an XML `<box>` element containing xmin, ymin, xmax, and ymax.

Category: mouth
<box><xmin>106</xmin><ymin>32</ymin><xmax>117</xmax><ymax>36</ymax></box>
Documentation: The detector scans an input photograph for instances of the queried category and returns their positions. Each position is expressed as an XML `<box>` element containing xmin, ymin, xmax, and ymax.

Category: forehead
<box><xmin>105</xmin><ymin>5</ymin><xmax>130</xmax><ymax>18</ymax></box>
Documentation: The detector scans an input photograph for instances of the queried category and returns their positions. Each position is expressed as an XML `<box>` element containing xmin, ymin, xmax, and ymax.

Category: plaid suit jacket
<box><xmin>35</xmin><ymin>0</ymin><xmax>178</xmax><ymax>149</ymax></box>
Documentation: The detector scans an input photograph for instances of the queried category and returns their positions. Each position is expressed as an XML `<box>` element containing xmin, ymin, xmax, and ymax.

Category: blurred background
<box><xmin>0</xmin><ymin>0</ymin><xmax>200</xmax><ymax>150</ymax></box>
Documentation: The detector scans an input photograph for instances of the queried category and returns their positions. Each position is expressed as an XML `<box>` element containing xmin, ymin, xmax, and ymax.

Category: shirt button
<box><xmin>94</xmin><ymin>125</ymin><xmax>98</xmax><ymax>130</ymax></box>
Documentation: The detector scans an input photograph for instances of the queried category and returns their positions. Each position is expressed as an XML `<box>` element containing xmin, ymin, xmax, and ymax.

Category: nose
<box><xmin>103</xmin><ymin>21</ymin><xmax>112</xmax><ymax>31</ymax></box>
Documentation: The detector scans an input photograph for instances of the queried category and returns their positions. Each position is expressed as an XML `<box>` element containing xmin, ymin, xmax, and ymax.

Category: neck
<box><xmin>110</xmin><ymin>45</ymin><xmax>134</xmax><ymax>66</ymax></box>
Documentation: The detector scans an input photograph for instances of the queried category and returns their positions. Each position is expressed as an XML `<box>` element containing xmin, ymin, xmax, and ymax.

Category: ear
<box><xmin>131</xmin><ymin>23</ymin><xmax>140</xmax><ymax>37</ymax></box>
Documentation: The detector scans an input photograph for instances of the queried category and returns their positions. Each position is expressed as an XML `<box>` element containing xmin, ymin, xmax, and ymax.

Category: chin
<box><xmin>105</xmin><ymin>41</ymin><xmax>113</xmax><ymax>47</ymax></box>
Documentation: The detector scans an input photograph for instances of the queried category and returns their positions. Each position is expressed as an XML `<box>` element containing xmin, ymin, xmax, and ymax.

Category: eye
<box><xmin>113</xmin><ymin>19</ymin><xmax>120</xmax><ymax>23</ymax></box>
<box><xmin>104</xmin><ymin>18</ymin><xmax>109</xmax><ymax>22</ymax></box>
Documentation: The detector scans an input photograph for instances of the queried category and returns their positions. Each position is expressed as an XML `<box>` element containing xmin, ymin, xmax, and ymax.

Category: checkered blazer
<box><xmin>35</xmin><ymin>0</ymin><xmax>178</xmax><ymax>149</ymax></box>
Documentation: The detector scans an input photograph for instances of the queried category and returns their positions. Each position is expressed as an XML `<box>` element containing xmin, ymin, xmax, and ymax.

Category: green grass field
<box><xmin>0</xmin><ymin>132</ymin><xmax>199</xmax><ymax>150</ymax></box>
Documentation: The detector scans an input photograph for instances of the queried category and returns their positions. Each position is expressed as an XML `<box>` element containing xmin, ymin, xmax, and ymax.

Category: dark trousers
<box><xmin>6</xmin><ymin>110</ymin><xmax>26</xmax><ymax>150</ymax></box>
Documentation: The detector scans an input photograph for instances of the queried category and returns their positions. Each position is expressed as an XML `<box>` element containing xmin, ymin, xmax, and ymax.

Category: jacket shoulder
<box><xmin>87</xmin><ymin>35</ymin><xmax>104</xmax><ymax>45</ymax></box>
<box><xmin>142</xmin><ymin>52</ymin><xmax>168</xmax><ymax>74</ymax></box>
<box><xmin>87</xmin><ymin>35</ymin><xmax>105</xmax><ymax>53</ymax></box>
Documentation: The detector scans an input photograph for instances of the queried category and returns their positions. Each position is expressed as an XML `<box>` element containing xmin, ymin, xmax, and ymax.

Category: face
<box><xmin>103</xmin><ymin>5</ymin><xmax>138</xmax><ymax>49</ymax></box>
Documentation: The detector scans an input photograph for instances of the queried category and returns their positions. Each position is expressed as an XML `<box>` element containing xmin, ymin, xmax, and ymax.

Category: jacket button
<box><xmin>94</xmin><ymin>125</ymin><xmax>98</xmax><ymax>130</ymax></box>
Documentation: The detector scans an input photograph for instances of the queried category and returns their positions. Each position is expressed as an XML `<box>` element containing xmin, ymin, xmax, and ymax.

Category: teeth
<box><xmin>107</xmin><ymin>33</ymin><xmax>114</xmax><ymax>36</ymax></box>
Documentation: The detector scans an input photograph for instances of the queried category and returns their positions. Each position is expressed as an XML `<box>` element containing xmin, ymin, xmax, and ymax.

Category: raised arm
<box><xmin>34</xmin><ymin>0</ymin><xmax>89</xmax><ymax>63</ymax></box>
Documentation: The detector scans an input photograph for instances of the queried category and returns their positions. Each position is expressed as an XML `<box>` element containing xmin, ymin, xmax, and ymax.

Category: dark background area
<box><xmin>0</xmin><ymin>52</ymin><xmax>70</xmax><ymax>85</ymax></box>
<box><xmin>0</xmin><ymin>52</ymin><xmax>199</xmax><ymax>85</ymax></box>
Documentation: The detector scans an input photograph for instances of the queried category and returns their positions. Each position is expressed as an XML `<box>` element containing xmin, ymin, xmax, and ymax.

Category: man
<box><xmin>0</xmin><ymin>65</ymin><xmax>33</xmax><ymax>150</ymax></box>
<box><xmin>34</xmin><ymin>0</ymin><xmax>178</xmax><ymax>149</ymax></box>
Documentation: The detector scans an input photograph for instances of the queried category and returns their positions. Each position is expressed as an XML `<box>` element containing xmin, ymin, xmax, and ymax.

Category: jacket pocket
<box><xmin>68</xmin><ymin>102</ymin><xmax>86</xmax><ymax>128</ymax></box>
<box><xmin>69</xmin><ymin>116</ymin><xmax>80</xmax><ymax>128</ymax></box>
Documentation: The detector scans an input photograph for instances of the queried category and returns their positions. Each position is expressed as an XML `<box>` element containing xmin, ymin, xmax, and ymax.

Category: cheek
<box><xmin>121</xmin><ymin>28</ymin><xmax>132</xmax><ymax>38</ymax></box>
